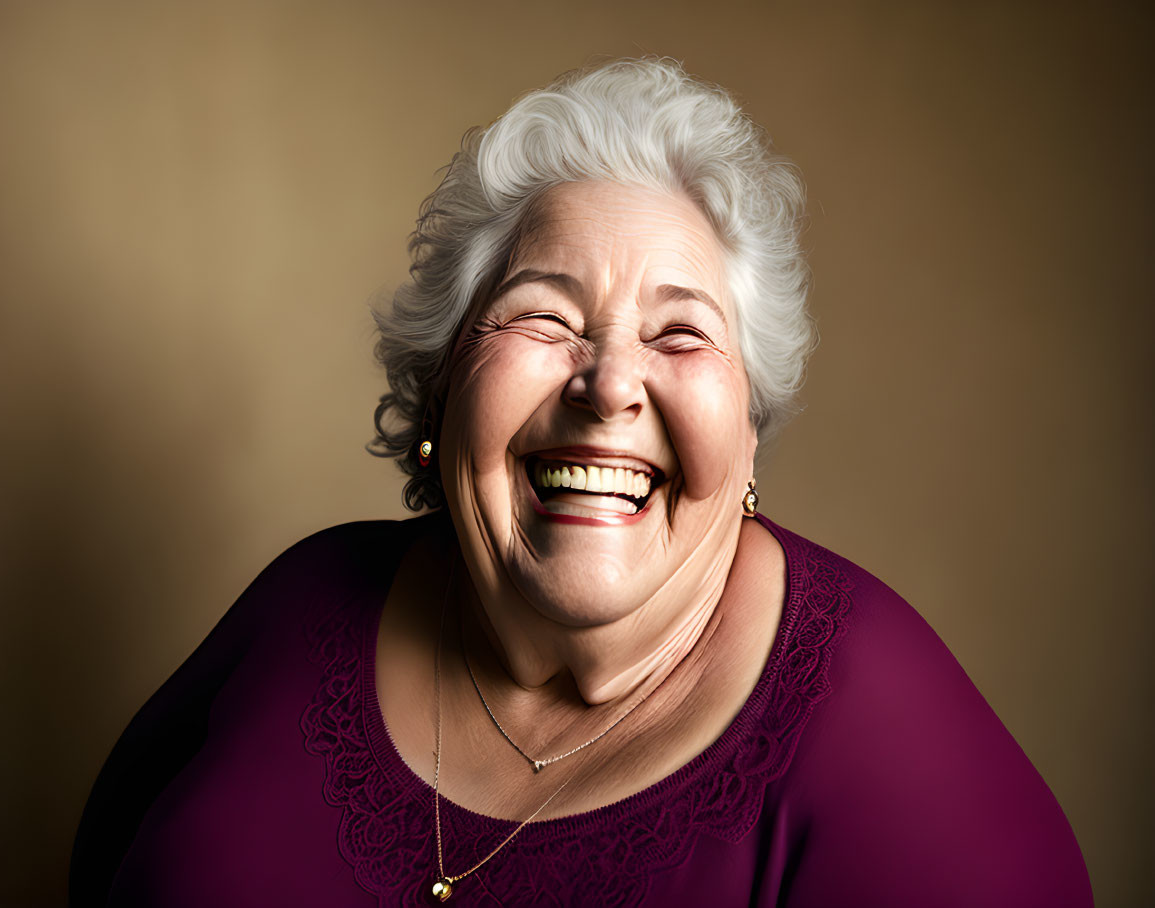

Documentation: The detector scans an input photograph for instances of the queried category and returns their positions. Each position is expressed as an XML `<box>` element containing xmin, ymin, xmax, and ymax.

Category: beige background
<box><xmin>1</xmin><ymin>1</ymin><xmax>1151</xmax><ymax>905</ymax></box>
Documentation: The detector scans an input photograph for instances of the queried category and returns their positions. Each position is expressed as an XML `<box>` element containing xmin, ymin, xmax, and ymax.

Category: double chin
<box><xmin>479</xmin><ymin>521</ymin><xmax>741</xmax><ymax>706</ymax></box>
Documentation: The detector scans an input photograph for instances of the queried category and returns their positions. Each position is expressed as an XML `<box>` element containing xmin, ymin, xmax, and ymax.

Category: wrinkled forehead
<box><xmin>506</xmin><ymin>181</ymin><xmax>732</xmax><ymax>309</ymax></box>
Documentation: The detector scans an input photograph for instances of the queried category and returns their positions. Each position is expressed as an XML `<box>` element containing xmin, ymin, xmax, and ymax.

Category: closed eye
<box><xmin>659</xmin><ymin>324</ymin><xmax>713</xmax><ymax>341</ymax></box>
<box><xmin>511</xmin><ymin>311</ymin><xmax>573</xmax><ymax>329</ymax></box>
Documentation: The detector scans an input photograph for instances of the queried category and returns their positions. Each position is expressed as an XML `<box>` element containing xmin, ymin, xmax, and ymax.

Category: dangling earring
<box><xmin>742</xmin><ymin>479</ymin><xmax>759</xmax><ymax>517</ymax></box>
<box><xmin>417</xmin><ymin>407</ymin><xmax>435</xmax><ymax>468</ymax></box>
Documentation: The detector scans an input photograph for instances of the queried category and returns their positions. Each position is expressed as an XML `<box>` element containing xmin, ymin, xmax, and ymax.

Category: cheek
<box><xmin>648</xmin><ymin>356</ymin><xmax>752</xmax><ymax>498</ymax></box>
<box><xmin>442</xmin><ymin>336</ymin><xmax>574</xmax><ymax>471</ymax></box>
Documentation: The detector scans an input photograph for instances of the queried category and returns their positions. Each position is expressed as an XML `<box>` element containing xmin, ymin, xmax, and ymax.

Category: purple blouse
<box><xmin>71</xmin><ymin>515</ymin><xmax>1092</xmax><ymax>906</ymax></box>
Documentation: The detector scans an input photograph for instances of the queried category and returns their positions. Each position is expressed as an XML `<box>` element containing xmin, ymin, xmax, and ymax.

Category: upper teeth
<box><xmin>535</xmin><ymin>463</ymin><xmax>652</xmax><ymax>499</ymax></box>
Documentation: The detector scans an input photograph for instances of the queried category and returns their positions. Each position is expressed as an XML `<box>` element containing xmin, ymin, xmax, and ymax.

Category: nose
<box><xmin>563</xmin><ymin>334</ymin><xmax>645</xmax><ymax>421</ymax></box>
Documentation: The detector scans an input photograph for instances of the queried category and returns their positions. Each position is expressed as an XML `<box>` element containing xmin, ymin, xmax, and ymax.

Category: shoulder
<box><xmin>220</xmin><ymin>514</ymin><xmax>443</xmax><ymax>643</ymax></box>
<box><xmin>762</xmin><ymin>520</ymin><xmax>1092</xmax><ymax>907</ymax></box>
<box><xmin>259</xmin><ymin>517</ymin><xmax>423</xmax><ymax>578</ymax></box>
<box><xmin>70</xmin><ymin>516</ymin><xmax>435</xmax><ymax>904</ymax></box>
<box><xmin>765</xmin><ymin>519</ymin><xmax>1014</xmax><ymax>737</ymax></box>
<box><xmin>243</xmin><ymin>515</ymin><xmax>437</xmax><ymax>599</ymax></box>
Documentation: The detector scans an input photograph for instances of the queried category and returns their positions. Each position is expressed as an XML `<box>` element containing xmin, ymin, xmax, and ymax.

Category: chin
<box><xmin>506</xmin><ymin>550</ymin><xmax>655</xmax><ymax>629</ymax></box>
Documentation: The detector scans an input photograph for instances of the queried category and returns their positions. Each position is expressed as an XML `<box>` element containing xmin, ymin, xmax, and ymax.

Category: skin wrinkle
<box><xmin>439</xmin><ymin>181</ymin><xmax>757</xmax><ymax>710</ymax></box>
<box><xmin>493</xmin><ymin>272</ymin><xmax>728</xmax><ymax>342</ymax></box>
<box><xmin>377</xmin><ymin>520</ymin><xmax>782</xmax><ymax>820</ymax></box>
<box><xmin>450</xmin><ymin>505</ymin><xmax>750</xmax><ymax>790</ymax></box>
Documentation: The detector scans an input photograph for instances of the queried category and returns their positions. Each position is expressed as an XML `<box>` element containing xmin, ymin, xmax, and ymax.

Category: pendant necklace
<box><xmin>430</xmin><ymin>583</ymin><xmax>576</xmax><ymax>901</ymax></box>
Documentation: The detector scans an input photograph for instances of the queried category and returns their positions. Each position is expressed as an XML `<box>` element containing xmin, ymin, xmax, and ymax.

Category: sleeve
<box><xmin>67</xmin><ymin>522</ymin><xmax>389</xmax><ymax>907</ymax></box>
<box><xmin>771</xmin><ymin>573</ymin><xmax>1093</xmax><ymax>908</ymax></box>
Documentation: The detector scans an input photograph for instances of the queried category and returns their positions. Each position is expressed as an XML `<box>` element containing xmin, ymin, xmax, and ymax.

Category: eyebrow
<box><xmin>492</xmin><ymin>269</ymin><xmax>584</xmax><ymax>303</ymax></box>
<box><xmin>492</xmin><ymin>270</ymin><xmax>727</xmax><ymax>327</ymax></box>
<box><xmin>656</xmin><ymin>284</ymin><xmax>728</xmax><ymax>327</ymax></box>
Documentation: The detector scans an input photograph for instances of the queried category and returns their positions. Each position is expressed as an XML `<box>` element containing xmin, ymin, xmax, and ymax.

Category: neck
<box><xmin>456</xmin><ymin>517</ymin><xmax>743</xmax><ymax>708</ymax></box>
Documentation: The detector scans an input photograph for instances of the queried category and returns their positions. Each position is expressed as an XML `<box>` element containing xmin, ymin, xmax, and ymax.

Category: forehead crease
<box><xmin>510</xmin><ymin>229</ymin><xmax>608</xmax><ymax>273</ymax></box>
<box><xmin>508</xmin><ymin>182</ymin><xmax>728</xmax><ymax>298</ymax></box>
<box><xmin>522</xmin><ymin>229</ymin><xmax>717</xmax><ymax>278</ymax></box>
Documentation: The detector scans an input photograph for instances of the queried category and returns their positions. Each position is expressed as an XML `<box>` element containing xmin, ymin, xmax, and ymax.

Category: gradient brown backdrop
<box><xmin>1</xmin><ymin>1</ymin><xmax>1151</xmax><ymax>905</ymax></box>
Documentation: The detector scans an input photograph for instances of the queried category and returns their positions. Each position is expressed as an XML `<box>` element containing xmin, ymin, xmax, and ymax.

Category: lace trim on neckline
<box><xmin>300</xmin><ymin>518</ymin><xmax>854</xmax><ymax>905</ymax></box>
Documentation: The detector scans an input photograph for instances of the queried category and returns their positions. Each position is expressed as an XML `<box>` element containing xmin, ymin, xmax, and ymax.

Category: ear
<box><xmin>743</xmin><ymin>417</ymin><xmax>759</xmax><ymax>473</ymax></box>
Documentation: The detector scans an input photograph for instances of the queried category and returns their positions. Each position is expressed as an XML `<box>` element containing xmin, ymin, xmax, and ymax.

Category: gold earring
<box><xmin>417</xmin><ymin>405</ymin><xmax>436</xmax><ymax>468</ymax></box>
<box><xmin>742</xmin><ymin>479</ymin><xmax>758</xmax><ymax>517</ymax></box>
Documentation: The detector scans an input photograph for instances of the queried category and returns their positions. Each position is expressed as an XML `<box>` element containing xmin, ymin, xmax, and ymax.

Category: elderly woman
<box><xmin>72</xmin><ymin>59</ymin><xmax>1091</xmax><ymax>907</ymax></box>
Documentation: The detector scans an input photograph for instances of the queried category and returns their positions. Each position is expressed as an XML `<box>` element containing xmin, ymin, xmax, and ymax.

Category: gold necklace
<box><xmin>431</xmin><ymin>599</ymin><xmax>575</xmax><ymax>901</ymax></box>
<box><xmin>462</xmin><ymin>628</ymin><xmax>654</xmax><ymax>774</ymax></box>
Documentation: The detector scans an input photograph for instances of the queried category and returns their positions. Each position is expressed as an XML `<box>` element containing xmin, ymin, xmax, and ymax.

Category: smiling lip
<box><xmin>520</xmin><ymin>446</ymin><xmax>663</xmax><ymax>527</ymax></box>
<box><xmin>525</xmin><ymin>478</ymin><xmax>652</xmax><ymax>526</ymax></box>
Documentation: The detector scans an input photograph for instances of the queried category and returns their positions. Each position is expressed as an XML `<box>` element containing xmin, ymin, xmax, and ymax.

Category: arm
<box><xmin>68</xmin><ymin>522</ymin><xmax>388</xmax><ymax>906</ymax></box>
<box><xmin>69</xmin><ymin>566</ymin><xmax>265</xmax><ymax>906</ymax></box>
<box><xmin>771</xmin><ymin>575</ymin><xmax>1093</xmax><ymax>907</ymax></box>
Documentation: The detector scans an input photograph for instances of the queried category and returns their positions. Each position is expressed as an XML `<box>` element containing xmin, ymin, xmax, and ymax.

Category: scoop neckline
<box><xmin>359</xmin><ymin>513</ymin><xmax>804</xmax><ymax>839</ymax></box>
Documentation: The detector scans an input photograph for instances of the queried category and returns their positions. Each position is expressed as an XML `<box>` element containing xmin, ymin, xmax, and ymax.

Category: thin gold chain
<box><xmin>461</xmin><ymin>620</ymin><xmax>653</xmax><ymax>773</ymax></box>
<box><xmin>433</xmin><ymin>567</ymin><xmax>575</xmax><ymax>888</ymax></box>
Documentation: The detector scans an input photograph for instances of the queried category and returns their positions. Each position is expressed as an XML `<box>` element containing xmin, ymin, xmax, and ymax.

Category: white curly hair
<box><xmin>370</xmin><ymin>57</ymin><xmax>815</xmax><ymax>511</ymax></box>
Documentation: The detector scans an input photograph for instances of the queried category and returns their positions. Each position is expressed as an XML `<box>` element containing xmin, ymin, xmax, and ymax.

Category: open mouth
<box><xmin>526</xmin><ymin>456</ymin><xmax>663</xmax><ymax>518</ymax></box>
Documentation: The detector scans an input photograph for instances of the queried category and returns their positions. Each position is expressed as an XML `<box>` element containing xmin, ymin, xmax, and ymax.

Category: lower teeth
<box><xmin>540</xmin><ymin>492</ymin><xmax>640</xmax><ymax>516</ymax></box>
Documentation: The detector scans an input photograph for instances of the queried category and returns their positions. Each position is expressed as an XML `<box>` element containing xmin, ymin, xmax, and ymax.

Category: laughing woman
<box><xmin>72</xmin><ymin>59</ymin><xmax>1092</xmax><ymax>907</ymax></box>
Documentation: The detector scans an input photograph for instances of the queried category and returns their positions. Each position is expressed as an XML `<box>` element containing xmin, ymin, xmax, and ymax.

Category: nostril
<box><xmin>561</xmin><ymin>374</ymin><xmax>592</xmax><ymax>410</ymax></box>
<box><xmin>563</xmin><ymin>349</ymin><xmax>645</xmax><ymax>420</ymax></box>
